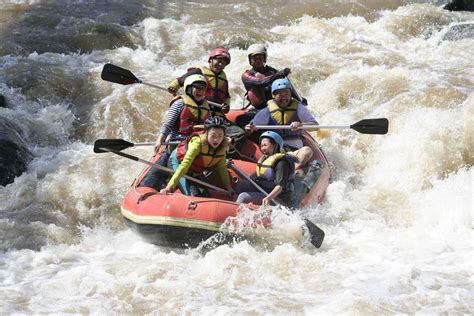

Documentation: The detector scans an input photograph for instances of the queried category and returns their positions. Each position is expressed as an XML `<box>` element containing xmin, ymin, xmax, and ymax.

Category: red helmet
<box><xmin>208</xmin><ymin>48</ymin><xmax>231</xmax><ymax>64</ymax></box>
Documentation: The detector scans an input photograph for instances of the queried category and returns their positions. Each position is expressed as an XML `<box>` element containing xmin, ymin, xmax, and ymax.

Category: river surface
<box><xmin>0</xmin><ymin>0</ymin><xmax>473</xmax><ymax>314</ymax></box>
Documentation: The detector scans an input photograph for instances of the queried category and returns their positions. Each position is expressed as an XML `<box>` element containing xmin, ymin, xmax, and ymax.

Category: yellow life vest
<box><xmin>256</xmin><ymin>153</ymin><xmax>287</xmax><ymax>178</ymax></box>
<box><xmin>186</xmin><ymin>133</ymin><xmax>228</xmax><ymax>173</ymax></box>
<box><xmin>267</xmin><ymin>99</ymin><xmax>299</xmax><ymax>125</ymax></box>
<box><xmin>200</xmin><ymin>66</ymin><xmax>228</xmax><ymax>104</ymax></box>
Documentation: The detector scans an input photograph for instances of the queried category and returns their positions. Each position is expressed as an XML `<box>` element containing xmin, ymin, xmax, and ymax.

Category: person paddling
<box><xmin>235</xmin><ymin>131</ymin><xmax>297</xmax><ymax>207</ymax></box>
<box><xmin>156</xmin><ymin>74</ymin><xmax>211</xmax><ymax>147</ymax></box>
<box><xmin>244</xmin><ymin>78</ymin><xmax>317</xmax><ymax>170</ymax></box>
<box><xmin>160</xmin><ymin>116</ymin><xmax>234</xmax><ymax>197</ymax></box>
<box><xmin>167</xmin><ymin>48</ymin><xmax>231</xmax><ymax>116</ymax></box>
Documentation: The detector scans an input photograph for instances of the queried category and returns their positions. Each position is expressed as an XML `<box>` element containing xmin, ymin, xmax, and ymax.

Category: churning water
<box><xmin>0</xmin><ymin>0</ymin><xmax>472</xmax><ymax>314</ymax></box>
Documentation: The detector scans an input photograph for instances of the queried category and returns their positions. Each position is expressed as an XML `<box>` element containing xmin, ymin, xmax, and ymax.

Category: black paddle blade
<box><xmin>101</xmin><ymin>63</ymin><xmax>141</xmax><ymax>85</ymax></box>
<box><xmin>93</xmin><ymin>139</ymin><xmax>134</xmax><ymax>153</ymax></box>
<box><xmin>304</xmin><ymin>219</ymin><xmax>325</xmax><ymax>248</ymax></box>
<box><xmin>350</xmin><ymin>118</ymin><xmax>389</xmax><ymax>135</ymax></box>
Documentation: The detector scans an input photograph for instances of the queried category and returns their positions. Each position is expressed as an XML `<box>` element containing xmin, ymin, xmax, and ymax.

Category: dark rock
<box><xmin>444</xmin><ymin>0</ymin><xmax>474</xmax><ymax>11</ymax></box>
<box><xmin>0</xmin><ymin>95</ymin><xmax>5</xmax><ymax>108</ymax></box>
<box><xmin>0</xmin><ymin>117</ymin><xmax>32</xmax><ymax>186</ymax></box>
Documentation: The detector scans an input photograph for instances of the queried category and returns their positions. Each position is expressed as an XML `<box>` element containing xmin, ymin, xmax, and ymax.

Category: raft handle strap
<box><xmin>137</xmin><ymin>191</ymin><xmax>157</xmax><ymax>204</ymax></box>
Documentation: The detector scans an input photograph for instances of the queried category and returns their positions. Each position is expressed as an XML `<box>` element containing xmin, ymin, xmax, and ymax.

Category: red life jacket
<box><xmin>171</xmin><ymin>95</ymin><xmax>211</xmax><ymax>135</ymax></box>
<box><xmin>242</xmin><ymin>66</ymin><xmax>278</xmax><ymax>109</ymax></box>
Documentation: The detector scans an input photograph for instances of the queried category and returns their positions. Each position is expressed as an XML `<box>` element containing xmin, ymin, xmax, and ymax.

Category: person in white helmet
<box><xmin>241</xmin><ymin>44</ymin><xmax>291</xmax><ymax>111</ymax></box>
<box><xmin>140</xmin><ymin>75</ymin><xmax>211</xmax><ymax>189</ymax></box>
<box><xmin>156</xmin><ymin>74</ymin><xmax>211</xmax><ymax>147</ymax></box>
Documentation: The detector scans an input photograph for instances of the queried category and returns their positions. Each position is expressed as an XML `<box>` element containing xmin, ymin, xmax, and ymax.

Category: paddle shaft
<box><xmin>254</xmin><ymin>125</ymin><xmax>349</xmax><ymax>130</ymax></box>
<box><xmin>254</xmin><ymin>118</ymin><xmax>389</xmax><ymax>135</ymax></box>
<box><xmin>102</xmin><ymin>64</ymin><xmax>223</xmax><ymax>109</ymax></box>
<box><xmin>98</xmin><ymin>147</ymin><xmax>228</xmax><ymax>194</ymax></box>
<box><xmin>142</xmin><ymin>82</ymin><xmax>168</xmax><ymax>92</ymax></box>
<box><xmin>228</xmin><ymin>161</ymin><xmax>281</xmax><ymax>206</ymax></box>
<box><xmin>142</xmin><ymin>82</ymin><xmax>223</xmax><ymax>108</ymax></box>
<box><xmin>228</xmin><ymin>161</ymin><xmax>325</xmax><ymax>248</ymax></box>
<box><xmin>287</xmin><ymin>78</ymin><xmax>303</xmax><ymax>103</ymax></box>
<box><xmin>146</xmin><ymin>81</ymin><xmax>222</xmax><ymax>108</ymax></box>
<box><xmin>133</xmin><ymin>141</ymin><xmax>180</xmax><ymax>147</ymax></box>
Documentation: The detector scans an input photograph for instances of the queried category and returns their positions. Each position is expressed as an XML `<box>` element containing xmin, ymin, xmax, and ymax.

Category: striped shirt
<box><xmin>159</xmin><ymin>98</ymin><xmax>186</xmax><ymax>142</ymax></box>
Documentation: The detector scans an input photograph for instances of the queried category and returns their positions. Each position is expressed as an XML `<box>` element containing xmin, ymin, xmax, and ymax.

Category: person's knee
<box><xmin>294</xmin><ymin>146</ymin><xmax>313</xmax><ymax>164</ymax></box>
<box><xmin>236</xmin><ymin>192</ymin><xmax>252</xmax><ymax>204</ymax></box>
<box><xmin>301</xmin><ymin>146</ymin><xmax>313</xmax><ymax>157</ymax></box>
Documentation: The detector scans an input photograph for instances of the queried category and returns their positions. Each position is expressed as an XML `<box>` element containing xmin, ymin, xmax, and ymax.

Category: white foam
<box><xmin>1</xmin><ymin>2</ymin><xmax>473</xmax><ymax>314</ymax></box>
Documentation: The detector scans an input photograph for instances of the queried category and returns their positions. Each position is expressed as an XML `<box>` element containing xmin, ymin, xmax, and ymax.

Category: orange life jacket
<box><xmin>175</xmin><ymin>133</ymin><xmax>228</xmax><ymax>174</ymax></box>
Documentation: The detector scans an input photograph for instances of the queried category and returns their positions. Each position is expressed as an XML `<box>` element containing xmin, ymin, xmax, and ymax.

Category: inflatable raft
<box><xmin>119</xmin><ymin>110</ymin><xmax>330</xmax><ymax>248</ymax></box>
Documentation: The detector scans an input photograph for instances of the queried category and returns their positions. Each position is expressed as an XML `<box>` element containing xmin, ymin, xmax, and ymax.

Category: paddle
<box><xmin>101</xmin><ymin>63</ymin><xmax>223</xmax><ymax>108</ymax></box>
<box><xmin>227</xmin><ymin>160</ymin><xmax>325</xmax><ymax>248</ymax></box>
<box><xmin>93</xmin><ymin>139</ymin><xmax>228</xmax><ymax>194</ymax></box>
<box><xmin>253</xmin><ymin>118</ymin><xmax>389</xmax><ymax>135</ymax></box>
<box><xmin>287</xmin><ymin>78</ymin><xmax>307</xmax><ymax>105</ymax></box>
<box><xmin>94</xmin><ymin>139</ymin><xmax>180</xmax><ymax>152</ymax></box>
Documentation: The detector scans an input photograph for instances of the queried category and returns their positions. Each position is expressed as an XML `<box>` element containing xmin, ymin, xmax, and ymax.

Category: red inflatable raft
<box><xmin>120</xmin><ymin>110</ymin><xmax>331</xmax><ymax>247</ymax></box>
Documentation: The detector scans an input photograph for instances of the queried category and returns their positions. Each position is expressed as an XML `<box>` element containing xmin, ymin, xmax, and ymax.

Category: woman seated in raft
<box><xmin>160</xmin><ymin>116</ymin><xmax>234</xmax><ymax>197</ymax></box>
<box><xmin>235</xmin><ymin>131</ymin><xmax>297</xmax><ymax>207</ymax></box>
<box><xmin>139</xmin><ymin>74</ymin><xmax>211</xmax><ymax>190</ymax></box>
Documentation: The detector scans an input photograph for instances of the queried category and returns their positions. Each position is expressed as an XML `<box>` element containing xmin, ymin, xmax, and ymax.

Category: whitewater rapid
<box><xmin>0</xmin><ymin>1</ymin><xmax>473</xmax><ymax>314</ymax></box>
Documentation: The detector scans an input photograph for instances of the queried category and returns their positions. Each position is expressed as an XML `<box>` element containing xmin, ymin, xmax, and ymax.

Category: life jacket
<box><xmin>244</xmin><ymin>67</ymin><xmax>278</xmax><ymax>109</ymax></box>
<box><xmin>267</xmin><ymin>99</ymin><xmax>302</xmax><ymax>140</ymax></box>
<box><xmin>267</xmin><ymin>99</ymin><xmax>299</xmax><ymax>125</ymax></box>
<box><xmin>248</xmin><ymin>88</ymin><xmax>271</xmax><ymax>110</ymax></box>
<box><xmin>200</xmin><ymin>66</ymin><xmax>228</xmax><ymax>104</ymax></box>
<box><xmin>255</xmin><ymin>153</ymin><xmax>296</xmax><ymax>192</ymax></box>
<box><xmin>171</xmin><ymin>95</ymin><xmax>211</xmax><ymax>135</ymax></box>
<box><xmin>176</xmin><ymin>133</ymin><xmax>228</xmax><ymax>174</ymax></box>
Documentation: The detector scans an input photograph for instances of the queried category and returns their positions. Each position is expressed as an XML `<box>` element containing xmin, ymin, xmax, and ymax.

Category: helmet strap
<box><xmin>185</xmin><ymin>86</ymin><xmax>193</xmax><ymax>96</ymax></box>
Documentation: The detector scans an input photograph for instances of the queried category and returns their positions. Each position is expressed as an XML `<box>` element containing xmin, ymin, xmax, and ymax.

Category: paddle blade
<box><xmin>304</xmin><ymin>219</ymin><xmax>325</xmax><ymax>248</ymax></box>
<box><xmin>101</xmin><ymin>63</ymin><xmax>141</xmax><ymax>85</ymax></box>
<box><xmin>93</xmin><ymin>139</ymin><xmax>134</xmax><ymax>153</ymax></box>
<box><xmin>350</xmin><ymin>118</ymin><xmax>389</xmax><ymax>135</ymax></box>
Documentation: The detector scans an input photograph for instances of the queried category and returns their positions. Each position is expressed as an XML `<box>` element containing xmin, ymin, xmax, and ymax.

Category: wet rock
<box><xmin>1</xmin><ymin>3</ymin><xmax>144</xmax><ymax>56</ymax></box>
<box><xmin>442</xmin><ymin>23</ymin><xmax>474</xmax><ymax>41</ymax></box>
<box><xmin>0</xmin><ymin>117</ymin><xmax>32</xmax><ymax>186</ymax></box>
<box><xmin>444</xmin><ymin>0</ymin><xmax>474</xmax><ymax>11</ymax></box>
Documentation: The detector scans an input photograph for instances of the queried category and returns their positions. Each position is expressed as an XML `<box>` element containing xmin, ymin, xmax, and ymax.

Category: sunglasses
<box><xmin>213</xmin><ymin>57</ymin><xmax>229</xmax><ymax>65</ymax></box>
<box><xmin>192</xmin><ymin>84</ymin><xmax>207</xmax><ymax>90</ymax></box>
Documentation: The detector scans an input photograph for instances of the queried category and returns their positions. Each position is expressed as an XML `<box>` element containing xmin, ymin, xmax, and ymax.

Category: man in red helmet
<box><xmin>167</xmin><ymin>48</ymin><xmax>231</xmax><ymax>116</ymax></box>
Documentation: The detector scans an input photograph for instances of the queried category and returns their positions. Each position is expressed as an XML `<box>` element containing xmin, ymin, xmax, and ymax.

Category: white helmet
<box><xmin>247</xmin><ymin>44</ymin><xmax>267</xmax><ymax>63</ymax></box>
<box><xmin>183</xmin><ymin>74</ymin><xmax>207</xmax><ymax>96</ymax></box>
